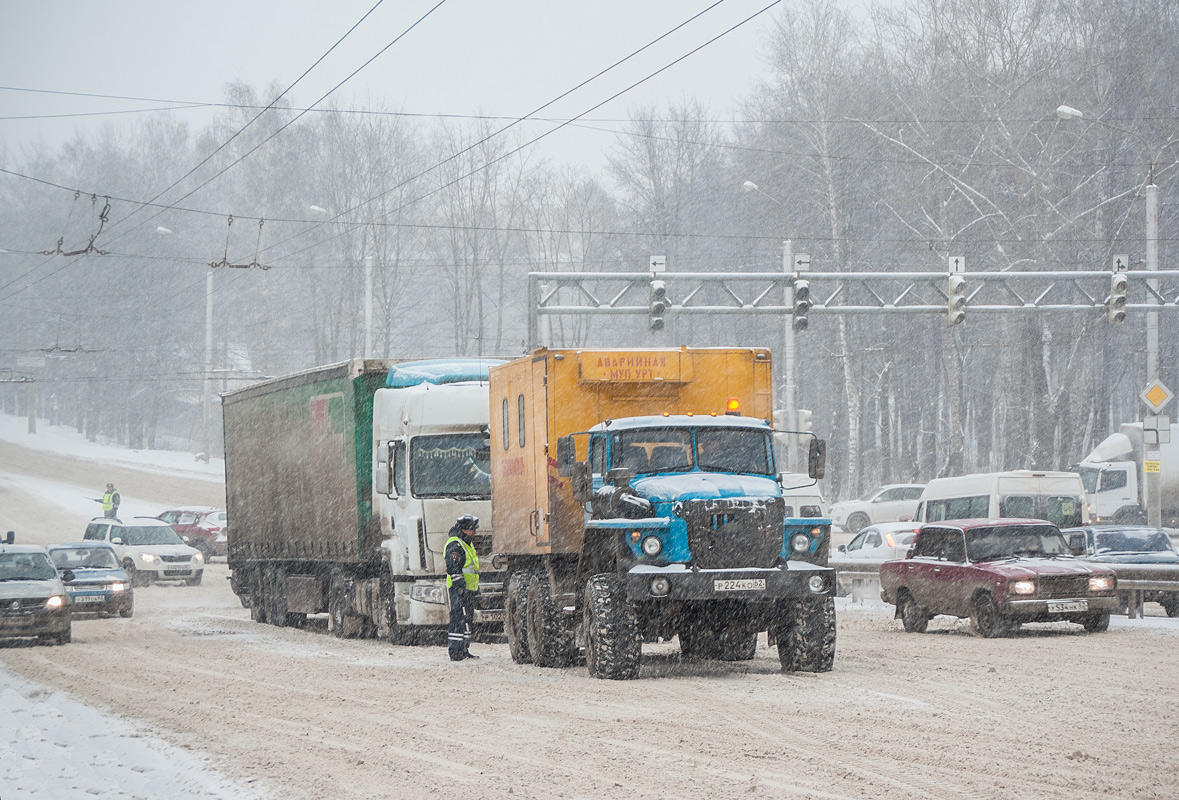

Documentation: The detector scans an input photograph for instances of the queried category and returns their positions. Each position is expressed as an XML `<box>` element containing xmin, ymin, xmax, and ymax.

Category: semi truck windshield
<box><xmin>411</xmin><ymin>434</ymin><xmax>491</xmax><ymax>499</ymax></box>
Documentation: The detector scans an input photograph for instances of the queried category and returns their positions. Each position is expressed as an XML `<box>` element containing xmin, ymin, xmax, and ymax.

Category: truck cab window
<box><xmin>409</xmin><ymin>434</ymin><xmax>490</xmax><ymax>499</ymax></box>
<box><xmin>517</xmin><ymin>394</ymin><xmax>526</xmax><ymax>448</ymax></box>
<box><xmin>588</xmin><ymin>436</ymin><xmax>606</xmax><ymax>476</ymax></box>
<box><xmin>502</xmin><ymin>399</ymin><xmax>510</xmax><ymax>451</ymax></box>
<box><xmin>696</xmin><ymin>428</ymin><xmax>772</xmax><ymax>475</ymax></box>
<box><xmin>1099</xmin><ymin>470</ymin><xmax>1127</xmax><ymax>491</ymax></box>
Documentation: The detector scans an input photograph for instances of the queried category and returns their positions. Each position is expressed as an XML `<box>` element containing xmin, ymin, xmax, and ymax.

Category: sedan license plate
<box><xmin>75</xmin><ymin>595</ymin><xmax>104</xmax><ymax>603</ymax></box>
<box><xmin>1047</xmin><ymin>600</ymin><xmax>1088</xmax><ymax>613</ymax></box>
<box><xmin>714</xmin><ymin>578</ymin><xmax>766</xmax><ymax>592</ymax></box>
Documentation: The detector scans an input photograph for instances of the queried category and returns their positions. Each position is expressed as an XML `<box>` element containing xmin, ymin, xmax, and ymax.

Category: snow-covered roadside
<box><xmin>0</xmin><ymin>665</ymin><xmax>262</xmax><ymax>800</ymax></box>
<box><xmin>0</xmin><ymin>471</ymin><xmax>173</xmax><ymax>524</ymax></box>
<box><xmin>0</xmin><ymin>413</ymin><xmax>224</xmax><ymax>484</ymax></box>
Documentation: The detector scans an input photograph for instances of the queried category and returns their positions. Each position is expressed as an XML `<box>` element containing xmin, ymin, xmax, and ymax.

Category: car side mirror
<box><xmin>182</xmin><ymin>535</ymin><xmax>190</xmax><ymax>543</ymax></box>
<box><xmin>111</xmin><ymin>537</ymin><xmax>123</xmax><ymax>546</ymax></box>
<box><xmin>837</xmin><ymin>544</ymin><xmax>846</xmax><ymax>553</ymax></box>
<box><xmin>898</xmin><ymin>514</ymin><xmax>913</xmax><ymax>522</ymax></box>
<box><xmin>61</xmin><ymin>569</ymin><xmax>75</xmax><ymax>584</ymax></box>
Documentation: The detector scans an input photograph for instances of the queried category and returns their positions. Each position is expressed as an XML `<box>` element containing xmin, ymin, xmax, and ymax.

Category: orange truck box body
<box><xmin>490</xmin><ymin>347</ymin><xmax>773</xmax><ymax>557</ymax></box>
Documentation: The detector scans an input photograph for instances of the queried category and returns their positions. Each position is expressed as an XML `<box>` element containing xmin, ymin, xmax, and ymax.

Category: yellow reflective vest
<box><xmin>101</xmin><ymin>491</ymin><xmax>116</xmax><ymax>513</ymax></box>
<box><xmin>444</xmin><ymin>536</ymin><xmax>479</xmax><ymax>591</ymax></box>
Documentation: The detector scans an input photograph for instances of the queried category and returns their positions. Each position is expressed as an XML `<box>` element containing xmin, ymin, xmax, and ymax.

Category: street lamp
<box><xmin>310</xmin><ymin>205</ymin><xmax>373</xmax><ymax>358</ymax></box>
<box><xmin>1058</xmin><ymin>104</ymin><xmax>1167</xmax><ymax>525</ymax></box>
<box><xmin>744</xmin><ymin>180</ymin><xmax>798</xmax><ymax>472</ymax></box>
<box><xmin>158</xmin><ymin>226</ymin><xmax>214</xmax><ymax>462</ymax></box>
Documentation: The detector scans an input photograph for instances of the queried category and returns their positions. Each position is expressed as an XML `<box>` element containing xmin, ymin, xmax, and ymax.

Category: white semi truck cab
<box><xmin>373</xmin><ymin>359</ymin><xmax>503</xmax><ymax>631</ymax></box>
<box><xmin>1074</xmin><ymin>422</ymin><xmax>1179</xmax><ymax>525</ymax></box>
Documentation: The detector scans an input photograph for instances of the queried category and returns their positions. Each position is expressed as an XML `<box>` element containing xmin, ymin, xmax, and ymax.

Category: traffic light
<box><xmin>792</xmin><ymin>279</ymin><xmax>811</xmax><ymax>331</ymax></box>
<box><xmin>648</xmin><ymin>279</ymin><xmax>668</xmax><ymax>331</ymax></box>
<box><xmin>797</xmin><ymin>408</ymin><xmax>813</xmax><ymax>432</ymax></box>
<box><xmin>946</xmin><ymin>274</ymin><xmax>966</xmax><ymax>326</ymax></box>
<box><xmin>1108</xmin><ymin>273</ymin><xmax>1128</xmax><ymax>324</ymax></box>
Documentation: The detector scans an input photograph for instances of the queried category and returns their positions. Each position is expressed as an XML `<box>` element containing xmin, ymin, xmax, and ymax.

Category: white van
<box><xmin>914</xmin><ymin>470</ymin><xmax>1088</xmax><ymax>529</ymax></box>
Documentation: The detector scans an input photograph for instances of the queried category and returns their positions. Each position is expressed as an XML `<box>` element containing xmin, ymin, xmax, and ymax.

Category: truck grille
<box><xmin>680</xmin><ymin>498</ymin><xmax>784</xmax><ymax>569</ymax></box>
<box><xmin>1038</xmin><ymin>574</ymin><xmax>1089</xmax><ymax>598</ymax></box>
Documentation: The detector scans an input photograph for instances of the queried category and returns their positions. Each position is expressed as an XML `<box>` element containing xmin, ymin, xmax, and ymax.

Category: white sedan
<box><xmin>830</xmin><ymin>484</ymin><xmax>925</xmax><ymax>533</ymax></box>
<box><xmin>836</xmin><ymin>522</ymin><xmax>919</xmax><ymax>560</ymax></box>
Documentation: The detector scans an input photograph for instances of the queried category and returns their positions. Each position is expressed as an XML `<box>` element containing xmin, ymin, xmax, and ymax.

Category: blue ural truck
<box><xmin>490</xmin><ymin>347</ymin><xmax>836</xmax><ymax>679</ymax></box>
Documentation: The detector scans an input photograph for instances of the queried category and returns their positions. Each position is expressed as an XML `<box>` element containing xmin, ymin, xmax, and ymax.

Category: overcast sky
<box><xmin>0</xmin><ymin>0</ymin><xmax>784</xmax><ymax>171</ymax></box>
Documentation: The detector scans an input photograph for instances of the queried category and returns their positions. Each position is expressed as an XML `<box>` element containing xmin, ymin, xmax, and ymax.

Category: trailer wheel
<box><xmin>248</xmin><ymin>567</ymin><xmax>268</xmax><ymax>624</ymax></box>
<box><xmin>266</xmin><ymin>565</ymin><xmax>287</xmax><ymax>628</ymax></box>
<box><xmin>776</xmin><ymin>596</ymin><xmax>836</xmax><ymax>673</ymax></box>
<box><xmin>584</xmin><ymin>574</ymin><xmax>640</xmax><ymax>680</ymax></box>
<box><xmin>504</xmin><ymin>571</ymin><xmax>532</xmax><ymax>664</ymax></box>
<box><xmin>527</xmin><ymin>573</ymin><xmax>575</xmax><ymax>668</ymax></box>
<box><xmin>328</xmin><ymin>570</ymin><xmax>361</xmax><ymax>639</ymax></box>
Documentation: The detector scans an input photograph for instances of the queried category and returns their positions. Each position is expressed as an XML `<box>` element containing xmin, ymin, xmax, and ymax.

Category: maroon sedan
<box><xmin>157</xmin><ymin>507</ymin><xmax>227</xmax><ymax>559</ymax></box>
<box><xmin>879</xmin><ymin>518</ymin><xmax>1118</xmax><ymax>637</ymax></box>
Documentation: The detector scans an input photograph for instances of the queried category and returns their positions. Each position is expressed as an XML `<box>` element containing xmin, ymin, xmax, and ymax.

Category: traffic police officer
<box><xmin>445</xmin><ymin>514</ymin><xmax>480</xmax><ymax>661</ymax></box>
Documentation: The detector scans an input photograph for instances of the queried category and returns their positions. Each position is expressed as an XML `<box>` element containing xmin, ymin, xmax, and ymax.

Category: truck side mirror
<box><xmin>570</xmin><ymin>461</ymin><xmax>592</xmax><ymax>505</ymax></box>
<box><xmin>556</xmin><ymin>436</ymin><xmax>575</xmax><ymax>477</ymax></box>
<box><xmin>375</xmin><ymin>462</ymin><xmax>391</xmax><ymax>496</ymax></box>
<box><xmin>3</xmin><ymin>531</ymin><xmax>12</xmax><ymax>545</ymax></box>
<box><xmin>807</xmin><ymin>438</ymin><xmax>826</xmax><ymax>480</ymax></box>
<box><xmin>1067</xmin><ymin>532</ymin><xmax>1086</xmax><ymax>556</ymax></box>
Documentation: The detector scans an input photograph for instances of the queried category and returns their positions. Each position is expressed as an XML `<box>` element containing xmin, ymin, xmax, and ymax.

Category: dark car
<box><xmin>157</xmin><ymin>507</ymin><xmax>227</xmax><ymax>559</ymax></box>
<box><xmin>48</xmin><ymin>543</ymin><xmax>134</xmax><ymax>618</ymax></box>
<box><xmin>0</xmin><ymin>534</ymin><xmax>72</xmax><ymax>645</ymax></box>
<box><xmin>1062</xmin><ymin>525</ymin><xmax>1179</xmax><ymax>617</ymax></box>
<box><xmin>879</xmin><ymin>518</ymin><xmax>1119</xmax><ymax>637</ymax></box>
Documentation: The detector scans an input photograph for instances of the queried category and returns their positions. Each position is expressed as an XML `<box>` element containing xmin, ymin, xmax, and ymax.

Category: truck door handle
<box><xmin>529</xmin><ymin>510</ymin><xmax>540</xmax><ymax>537</ymax></box>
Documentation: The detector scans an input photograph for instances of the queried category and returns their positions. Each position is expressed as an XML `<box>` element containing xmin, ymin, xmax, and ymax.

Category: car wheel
<box><xmin>1161</xmin><ymin>595</ymin><xmax>1179</xmax><ymax>618</ymax></box>
<box><xmin>846</xmin><ymin>512</ymin><xmax>871</xmax><ymax>534</ymax></box>
<box><xmin>899</xmin><ymin>592</ymin><xmax>929</xmax><ymax>633</ymax></box>
<box><xmin>972</xmin><ymin>594</ymin><xmax>1011</xmax><ymax>638</ymax></box>
<box><xmin>119</xmin><ymin>595</ymin><xmax>134</xmax><ymax>618</ymax></box>
<box><xmin>1082</xmin><ymin>611</ymin><xmax>1110</xmax><ymax>632</ymax></box>
<box><xmin>184</xmin><ymin>571</ymin><xmax>203</xmax><ymax>587</ymax></box>
<box><xmin>123</xmin><ymin>559</ymin><xmax>149</xmax><ymax>588</ymax></box>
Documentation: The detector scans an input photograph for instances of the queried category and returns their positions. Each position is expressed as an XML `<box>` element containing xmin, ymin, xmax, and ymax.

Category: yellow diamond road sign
<box><xmin>1140</xmin><ymin>379</ymin><xmax>1174</xmax><ymax>414</ymax></box>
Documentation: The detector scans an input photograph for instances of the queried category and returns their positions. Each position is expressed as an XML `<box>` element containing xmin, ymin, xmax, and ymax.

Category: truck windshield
<box><xmin>696</xmin><ymin>428</ymin><xmax>773</xmax><ymax>476</ymax></box>
<box><xmin>1075</xmin><ymin>466</ymin><xmax>1099</xmax><ymax>494</ymax></box>
<box><xmin>411</xmin><ymin>433</ymin><xmax>491</xmax><ymax>499</ymax></box>
<box><xmin>966</xmin><ymin>525</ymin><xmax>1070</xmax><ymax>561</ymax></box>
<box><xmin>610</xmin><ymin>428</ymin><xmax>693</xmax><ymax>473</ymax></box>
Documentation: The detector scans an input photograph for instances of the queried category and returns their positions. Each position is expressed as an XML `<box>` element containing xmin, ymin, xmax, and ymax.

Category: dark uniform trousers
<box><xmin>448</xmin><ymin>585</ymin><xmax>475</xmax><ymax>660</ymax></box>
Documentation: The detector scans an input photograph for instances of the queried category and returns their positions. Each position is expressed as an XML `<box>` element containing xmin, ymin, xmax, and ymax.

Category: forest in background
<box><xmin>1</xmin><ymin>0</ymin><xmax>1176</xmax><ymax>502</ymax></box>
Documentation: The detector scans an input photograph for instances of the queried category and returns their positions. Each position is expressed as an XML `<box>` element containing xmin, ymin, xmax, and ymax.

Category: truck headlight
<box><xmin>46</xmin><ymin>595</ymin><xmax>66</xmax><ymax>608</ymax></box>
<box><xmin>650</xmin><ymin>577</ymin><xmax>671</xmax><ymax>597</ymax></box>
<box><xmin>790</xmin><ymin>533</ymin><xmax>811</xmax><ymax>553</ymax></box>
<box><xmin>807</xmin><ymin>575</ymin><xmax>826</xmax><ymax>594</ymax></box>
<box><xmin>410</xmin><ymin>583</ymin><xmax>447</xmax><ymax>605</ymax></box>
<box><xmin>640</xmin><ymin>536</ymin><xmax>663</xmax><ymax>557</ymax></box>
<box><xmin>1089</xmin><ymin>575</ymin><xmax>1114</xmax><ymax>592</ymax></box>
<box><xmin>1010</xmin><ymin>579</ymin><xmax>1036</xmax><ymax>595</ymax></box>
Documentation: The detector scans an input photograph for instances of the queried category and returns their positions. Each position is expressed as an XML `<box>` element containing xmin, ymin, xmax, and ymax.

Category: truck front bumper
<box><xmin>625</xmin><ymin>562</ymin><xmax>835</xmax><ymax>603</ymax></box>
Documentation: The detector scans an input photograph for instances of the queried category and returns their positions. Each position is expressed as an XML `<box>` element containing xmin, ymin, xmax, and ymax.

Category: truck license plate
<box><xmin>1047</xmin><ymin>600</ymin><xmax>1088</xmax><ymax>613</ymax></box>
<box><xmin>714</xmin><ymin>579</ymin><xmax>766</xmax><ymax>592</ymax></box>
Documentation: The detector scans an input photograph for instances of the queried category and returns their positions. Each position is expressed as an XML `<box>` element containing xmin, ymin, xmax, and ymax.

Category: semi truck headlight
<box><xmin>807</xmin><ymin>575</ymin><xmax>825</xmax><ymax>594</ymax></box>
<box><xmin>46</xmin><ymin>595</ymin><xmax>66</xmax><ymax>608</ymax></box>
<box><xmin>1089</xmin><ymin>575</ymin><xmax>1114</xmax><ymax>592</ymax></box>
<box><xmin>650</xmin><ymin>577</ymin><xmax>671</xmax><ymax>597</ymax></box>
<box><xmin>641</xmin><ymin>536</ymin><xmax>663</xmax><ymax>557</ymax></box>
<box><xmin>1010</xmin><ymin>580</ymin><xmax>1036</xmax><ymax>595</ymax></box>
<box><xmin>410</xmin><ymin>583</ymin><xmax>447</xmax><ymax>605</ymax></box>
<box><xmin>790</xmin><ymin>533</ymin><xmax>811</xmax><ymax>553</ymax></box>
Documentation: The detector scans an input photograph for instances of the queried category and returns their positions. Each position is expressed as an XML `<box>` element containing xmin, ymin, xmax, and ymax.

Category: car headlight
<box><xmin>1010</xmin><ymin>579</ymin><xmax>1036</xmax><ymax>595</ymax></box>
<box><xmin>192</xmin><ymin>551</ymin><xmax>204</xmax><ymax>564</ymax></box>
<box><xmin>109</xmin><ymin>582</ymin><xmax>126</xmax><ymax>592</ymax></box>
<box><xmin>139</xmin><ymin>553</ymin><xmax>156</xmax><ymax>563</ymax></box>
<box><xmin>790</xmin><ymin>533</ymin><xmax>811</xmax><ymax>553</ymax></box>
<box><xmin>1089</xmin><ymin>575</ymin><xmax>1114</xmax><ymax>592</ymax></box>
<box><xmin>640</xmin><ymin>535</ymin><xmax>663</xmax><ymax>557</ymax></box>
<box><xmin>46</xmin><ymin>595</ymin><xmax>66</xmax><ymax>609</ymax></box>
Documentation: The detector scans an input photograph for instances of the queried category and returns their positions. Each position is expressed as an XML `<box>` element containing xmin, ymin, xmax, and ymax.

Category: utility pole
<box><xmin>364</xmin><ymin>255</ymin><xmax>374</xmax><ymax>359</ymax></box>
<box><xmin>782</xmin><ymin>240</ymin><xmax>796</xmax><ymax>473</ymax></box>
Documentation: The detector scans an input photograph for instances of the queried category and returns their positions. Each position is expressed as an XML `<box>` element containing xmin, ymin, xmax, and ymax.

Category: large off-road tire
<box><xmin>972</xmin><ymin>593</ymin><xmax>1012</xmax><ymax>638</ymax></box>
<box><xmin>718</xmin><ymin>628</ymin><xmax>758</xmax><ymax>661</ymax></box>
<box><xmin>899</xmin><ymin>591</ymin><xmax>929</xmax><ymax>633</ymax></box>
<box><xmin>777</xmin><ymin>596</ymin><xmax>837</xmax><ymax>673</ymax></box>
<box><xmin>123</xmin><ymin>559</ymin><xmax>149</xmax><ymax>588</ymax></box>
<box><xmin>584</xmin><ymin>574</ymin><xmax>641</xmax><ymax>680</ymax></box>
<box><xmin>1082</xmin><ymin>610</ymin><xmax>1111</xmax><ymax>632</ymax></box>
<box><xmin>248</xmin><ymin>567</ymin><xmax>268</xmax><ymax>624</ymax></box>
<box><xmin>504</xmin><ymin>571</ymin><xmax>532</xmax><ymax>664</ymax></box>
<box><xmin>846</xmin><ymin>512</ymin><xmax>871</xmax><ymax>534</ymax></box>
<box><xmin>527</xmin><ymin>573</ymin><xmax>575</xmax><ymax>668</ymax></box>
<box><xmin>328</xmin><ymin>570</ymin><xmax>362</xmax><ymax>639</ymax></box>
